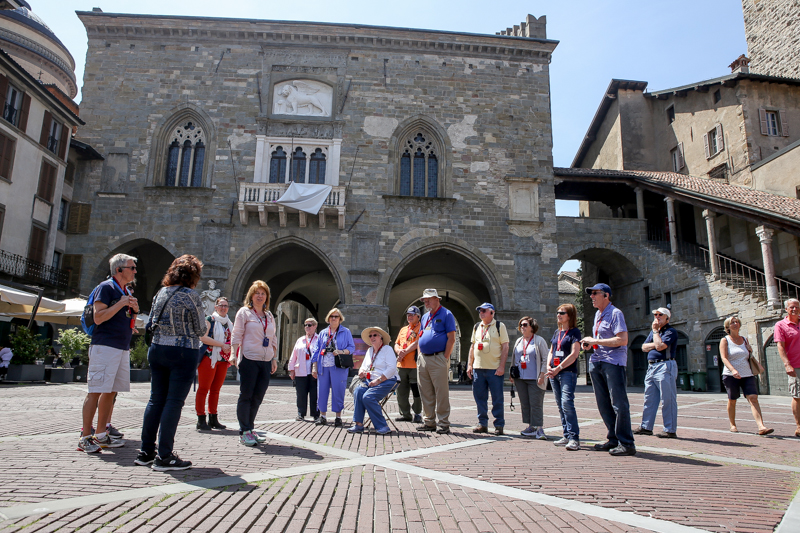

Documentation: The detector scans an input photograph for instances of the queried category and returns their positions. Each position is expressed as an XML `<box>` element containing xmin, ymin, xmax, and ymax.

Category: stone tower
<box><xmin>742</xmin><ymin>0</ymin><xmax>800</xmax><ymax>78</ymax></box>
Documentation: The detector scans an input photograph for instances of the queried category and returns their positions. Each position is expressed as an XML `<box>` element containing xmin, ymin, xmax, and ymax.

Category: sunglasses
<box><xmin>556</xmin><ymin>311</ymin><xmax>567</xmax><ymax>315</ymax></box>
<box><xmin>653</xmin><ymin>313</ymin><xmax>664</xmax><ymax>317</ymax></box>
<box><xmin>304</xmin><ymin>324</ymin><xmax>315</xmax><ymax>328</ymax></box>
<box><xmin>479</xmin><ymin>309</ymin><xmax>491</xmax><ymax>313</ymax></box>
<box><xmin>369</xmin><ymin>333</ymin><xmax>381</xmax><ymax>338</ymax></box>
<box><xmin>329</xmin><ymin>315</ymin><xmax>341</xmax><ymax>319</ymax></box>
<box><xmin>520</xmin><ymin>323</ymin><xmax>530</xmax><ymax>328</ymax></box>
<box><xmin>120</xmin><ymin>266</ymin><xmax>137</xmax><ymax>271</ymax></box>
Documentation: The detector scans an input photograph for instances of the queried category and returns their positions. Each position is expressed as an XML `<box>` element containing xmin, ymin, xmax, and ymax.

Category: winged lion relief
<box><xmin>272</xmin><ymin>79</ymin><xmax>333</xmax><ymax>117</ymax></box>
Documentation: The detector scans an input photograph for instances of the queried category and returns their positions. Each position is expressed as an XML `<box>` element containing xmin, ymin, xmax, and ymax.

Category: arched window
<box><xmin>399</xmin><ymin>130</ymin><xmax>440</xmax><ymax>197</ymax></box>
<box><xmin>164</xmin><ymin>121</ymin><xmax>206</xmax><ymax>187</ymax></box>
<box><xmin>290</xmin><ymin>147</ymin><xmax>307</xmax><ymax>183</ymax></box>
<box><xmin>309</xmin><ymin>148</ymin><xmax>326</xmax><ymax>184</ymax></box>
<box><xmin>269</xmin><ymin>147</ymin><xmax>287</xmax><ymax>183</ymax></box>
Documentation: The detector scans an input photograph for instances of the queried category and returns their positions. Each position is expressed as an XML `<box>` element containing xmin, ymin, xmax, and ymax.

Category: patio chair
<box><xmin>363</xmin><ymin>379</ymin><xmax>401</xmax><ymax>432</ymax></box>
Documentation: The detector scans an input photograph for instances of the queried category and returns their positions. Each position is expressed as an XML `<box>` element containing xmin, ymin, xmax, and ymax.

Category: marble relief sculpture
<box><xmin>273</xmin><ymin>80</ymin><xmax>332</xmax><ymax>116</ymax></box>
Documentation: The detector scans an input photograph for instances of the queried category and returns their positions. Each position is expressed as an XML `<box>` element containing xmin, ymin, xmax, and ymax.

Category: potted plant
<box><xmin>56</xmin><ymin>328</ymin><xmax>90</xmax><ymax>383</ymax></box>
<box><xmin>7</xmin><ymin>326</ymin><xmax>46</xmax><ymax>382</ymax></box>
<box><xmin>129</xmin><ymin>336</ymin><xmax>150</xmax><ymax>382</ymax></box>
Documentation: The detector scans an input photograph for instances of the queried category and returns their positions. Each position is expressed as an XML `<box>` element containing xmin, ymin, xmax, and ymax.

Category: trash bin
<box><xmin>692</xmin><ymin>371</ymin><xmax>707</xmax><ymax>391</ymax></box>
<box><xmin>679</xmin><ymin>372</ymin><xmax>691</xmax><ymax>391</ymax></box>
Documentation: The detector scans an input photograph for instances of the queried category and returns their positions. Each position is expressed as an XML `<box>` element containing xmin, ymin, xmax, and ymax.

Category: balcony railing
<box><xmin>238</xmin><ymin>182</ymin><xmax>346</xmax><ymax>229</ymax></box>
<box><xmin>0</xmin><ymin>249</ymin><xmax>68</xmax><ymax>290</ymax></box>
<box><xmin>646</xmin><ymin>234</ymin><xmax>800</xmax><ymax>304</ymax></box>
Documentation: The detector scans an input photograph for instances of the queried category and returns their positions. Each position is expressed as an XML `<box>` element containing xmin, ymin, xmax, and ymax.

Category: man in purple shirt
<box><xmin>581</xmin><ymin>283</ymin><xmax>635</xmax><ymax>456</ymax></box>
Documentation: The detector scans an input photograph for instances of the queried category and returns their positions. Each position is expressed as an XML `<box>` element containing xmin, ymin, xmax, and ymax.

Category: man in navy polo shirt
<box><xmin>634</xmin><ymin>308</ymin><xmax>679</xmax><ymax>439</ymax></box>
<box><xmin>581</xmin><ymin>283</ymin><xmax>635</xmax><ymax>456</ymax></box>
<box><xmin>416</xmin><ymin>288</ymin><xmax>457</xmax><ymax>434</ymax></box>
<box><xmin>78</xmin><ymin>253</ymin><xmax>139</xmax><ymax>453</ymax></box>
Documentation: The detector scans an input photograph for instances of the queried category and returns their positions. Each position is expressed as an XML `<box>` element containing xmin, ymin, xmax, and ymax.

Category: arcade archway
<box><xmin>386</xmin><ymin>246</ymin><xmax>499</xmax><ymax>367</ymax></box>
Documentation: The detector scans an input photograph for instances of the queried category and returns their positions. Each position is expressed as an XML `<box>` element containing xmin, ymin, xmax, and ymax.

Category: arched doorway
<box><xmin>764</xmin><ymin>336</ymin><xmax>789</xmax><ymax>396</ymax></box>
<box><xmin>93</xmin><ymin>239</ymin><xmax>176</xmax><ymax>314</ymax></box>
<box><xmin>705</xmin><ymin>327</ymin><xmax>726</xmax><ymax>393</ymax></box>
<box><xmin>235</xmin><ymin>240</ymin><xmax>343</xmax><ymax>374</ymax></box>
<box><xmin>385</xmin><ymin>246</ymin><xmax>499</xmax><ymax>371</ymax></box>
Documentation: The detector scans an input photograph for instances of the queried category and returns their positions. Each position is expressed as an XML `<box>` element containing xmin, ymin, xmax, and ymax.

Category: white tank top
<box><xmin>722</xmin><ymin>336</ymin><xmax>753</xmax><ymax>378</ymax></box>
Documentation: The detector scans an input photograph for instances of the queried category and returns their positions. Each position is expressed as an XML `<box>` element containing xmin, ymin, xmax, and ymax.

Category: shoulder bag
<box><xmin>743</xmin><ymin>337</ymin><xmax>765</xmax><ymax>376</ymax></box>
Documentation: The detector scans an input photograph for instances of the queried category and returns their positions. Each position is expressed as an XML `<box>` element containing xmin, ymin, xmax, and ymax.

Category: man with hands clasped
<box><xmin>468</xmin><ymin>303</ymin><xmax>510</xmax><ymax>435</ymax></box>
<box><xmin>634</xmin><ymin>308</ymin><xmax>679</xmax><ymax>439</ymax></box>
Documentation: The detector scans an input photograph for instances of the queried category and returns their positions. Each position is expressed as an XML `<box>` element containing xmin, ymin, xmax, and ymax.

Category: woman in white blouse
<box><xmin>348</xmin><ymin>326</ymin><xmax>398</xmax><ymax>435</ymax></box>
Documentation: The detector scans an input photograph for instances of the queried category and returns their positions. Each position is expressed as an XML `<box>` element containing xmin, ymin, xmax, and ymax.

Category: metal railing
<box><xmin>239</xmin><ymin>183</ymin><xmax>346</xmax><ymax>208</ymax></box>
<box><xmin>0</xmin><ymin>249</ymin><xmax>68</xmax><ymax>289</ymax></box>
<box><xmin>646</xmin><ymin>233</ymin><xmax>800</xmax><ymax>303</ymax></box>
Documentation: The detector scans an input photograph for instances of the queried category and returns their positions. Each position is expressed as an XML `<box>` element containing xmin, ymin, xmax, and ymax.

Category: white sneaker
<box><xmin>565</xmin><ymin>439</ymin><xmax>580</xmax><ymax>451</ymax></box>
<box><xmin>240</xmin><ymin>431</ymin><xmax>258</xmax><ymax>446</ymax></box>
<box><xmin>553</xmin><ymin>437</ymin><xmax>569</xmax><ymax>446</ymax></box>
<box><xmin>520</xmin><ymin>426</ymin><xmax>536</xmax><ymax>437</ymax></box>
<box><xmin>534</xmin><ymin>427</ymin><xmax>547</xmax><ymax>440</ymax></box>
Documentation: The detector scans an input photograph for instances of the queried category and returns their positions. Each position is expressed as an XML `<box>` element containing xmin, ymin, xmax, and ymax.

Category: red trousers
<box><xmin>196</xmin><ymin>356</ymin><xmax>230</xmax><ymax>416</ymax></box>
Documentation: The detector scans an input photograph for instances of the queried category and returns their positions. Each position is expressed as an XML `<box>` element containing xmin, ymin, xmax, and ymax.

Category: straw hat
<box><xmin>361</xmin><ymin>326</ymin><xmax>391</xmax><ymax>345</ymax></box>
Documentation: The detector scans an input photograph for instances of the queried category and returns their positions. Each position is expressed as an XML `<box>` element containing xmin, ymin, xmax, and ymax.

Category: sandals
<box><xmin>758</xmin><ymin>428</ymin><xmax>774</xmax><ymax>436</ymax></box>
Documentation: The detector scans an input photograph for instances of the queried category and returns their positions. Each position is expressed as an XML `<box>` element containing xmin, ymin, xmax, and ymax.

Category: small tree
<box><xmin>575</xmin><ymin>266</ymin><xmax>585</xmax><ymax>333</ymax></box>
<box><xmin>129</xmin><ymin>336</ymin><xmax>149</xmax><ymax>369</ymax></box>
<box><xmin>9</xmin><ymin>326</ymin><xmax>47</xmax><ymax>365</ymax></box>
<box><xmin>56</xmin><ymin>328</ymin><xmax>91</xmax><ymax>364</ymax></box>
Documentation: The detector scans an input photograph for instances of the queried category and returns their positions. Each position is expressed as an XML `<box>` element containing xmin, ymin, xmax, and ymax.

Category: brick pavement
<box><xmin>0</xmin><ymin>381</ymin><xmax>797</xmax><ymax>532</ymax></box>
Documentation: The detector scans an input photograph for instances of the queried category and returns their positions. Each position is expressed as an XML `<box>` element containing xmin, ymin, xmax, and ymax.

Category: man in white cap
<box><xmin>416</xmin><ymin>288</ymin><xmax>457</xmax><ymax>434</ymax></box>
<box><xmin>634</xmin><ymin>307</ymin><xmax>679</xmax><ymax>438</ymax></box>
<box><xmin>467</xmin><ymin>303</ymin><xmax>509</xmax><ymax>435</ymax></box>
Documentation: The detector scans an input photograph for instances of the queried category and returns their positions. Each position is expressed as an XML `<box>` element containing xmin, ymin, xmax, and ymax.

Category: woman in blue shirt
<box><xmin>311</xmin><ymin>308</ymin><xmax>355</xmax><ymax>427</ymax></box>
<box><xmin>546</xmin><ymin>303</ymin><xmax>582</xmax><ymax>451</ymax></box>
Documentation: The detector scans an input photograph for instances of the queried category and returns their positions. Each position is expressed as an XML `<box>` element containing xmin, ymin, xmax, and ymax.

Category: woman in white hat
<box><xmin>348</xmin><ymin>326</ymin><xmax>399</xmax><ymax>435</ymax></box>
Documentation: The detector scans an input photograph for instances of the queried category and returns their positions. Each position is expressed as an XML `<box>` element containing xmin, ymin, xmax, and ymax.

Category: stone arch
<box><xmin>388</xmin><ymin>114</ymin><xmax>453</xmax><ymax>197</ymax></box>
<box><xmin>229</xmin><ymin>235</ymin><xmax>348</xmax><ymax>312</ymax></box>
<box><xmin>557</xmin><ymin>243</ymin><xmax>645</xmax><ymax>285</ymax></box>
<box><xmin>89</xmin><ymin>236</ymin><xmax>178</xmax><ymax>313</ymax></box>
<box><xmin>147</xmin><ymin>102</ymin><xmax>217</xmax><ymax>187</ymax></box>
<box><xmin>378</xmin><ymin>237</ymin><xmax>507</xmax><ymax>310</ymax></box>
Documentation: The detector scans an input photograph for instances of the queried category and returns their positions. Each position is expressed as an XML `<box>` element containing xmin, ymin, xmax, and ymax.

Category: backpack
<box><xmin>473</xmin><ymin>320</ymin><xmax>501</xmax><ymax>338</ymax></box>
<box><xmin>80</xmin><ymin>285</ymin><xmax>102</xmax><ymax>335</ymax></box>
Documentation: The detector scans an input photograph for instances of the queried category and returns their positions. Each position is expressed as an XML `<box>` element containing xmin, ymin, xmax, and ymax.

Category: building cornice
<box><xmin>76</xmin><ymin>12</ymin><xmax>558</xmax><ymax>62</ymax></box>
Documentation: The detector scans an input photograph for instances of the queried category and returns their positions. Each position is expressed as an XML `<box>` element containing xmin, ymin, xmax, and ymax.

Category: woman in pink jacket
<box><xmin>288</xmin><ymin>318</ymin><xmax>319</xmax><ymax>421</ymax></box>
<box><xmin>230</xmin><ymin>281</ymin><xmax>278</xmax><ymax>446</ymax></box>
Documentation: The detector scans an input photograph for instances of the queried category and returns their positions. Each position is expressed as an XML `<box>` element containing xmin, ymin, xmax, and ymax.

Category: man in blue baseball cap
<box><xmin>581</xmin><ymin>283</ymin><xmax>636</xmax><ymax>456</ymax></box>
<box><xmin>394</xmin><ymin>305</ymin><xmax>423</xmax><ymax>423</ymax></box>
<box><xmin>468</xmin><ymin>302</ymin><xmax>509</xmax><ymax>435</ymax></box>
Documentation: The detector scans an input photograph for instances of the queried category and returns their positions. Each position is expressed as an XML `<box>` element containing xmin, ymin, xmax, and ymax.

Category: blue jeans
<box><xmin>237</xmin><ymin>357</ymin><xmax>272</xmax><ymax>432</ymax></box>
<box><xmin>550</xmin><ymin>371</ymin><xmax>579</xmax><ymax>440</ymax></box>
<box><xmin>141</xmin><ymin>344</ymin><xmax>199</xmax><ymax>457</ymax></box>
<box><xmin>641</xmin><ymin>360</ymin><xmax>678</xmax><ymax>433</ymax></box>
<box><xmin>352</xmin><ymin>378</ymin><xmax>397</xmax><ymax>431</ymax></box>
<box><xmin>473</xmin><ymin>369</ymin><xmax>505</xmax><ymax>428</ymax></box>
<box><xmin>590</xmin><ymin>361</ymin><xmax>634</xmax><ymax>447</ymax></box>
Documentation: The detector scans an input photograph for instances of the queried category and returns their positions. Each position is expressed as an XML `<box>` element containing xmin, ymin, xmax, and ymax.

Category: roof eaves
<box><xmin>70</xmin><ymin>139</ymin><xmax>104</xmax><ymax>160</ymax></box>
<box><xmin>751</xmin><ymin>138</ymin><xmax>800</xmax><ymax>171</ymax></box>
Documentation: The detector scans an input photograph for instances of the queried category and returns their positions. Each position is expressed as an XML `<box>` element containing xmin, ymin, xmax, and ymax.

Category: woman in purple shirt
<box><xmin>546</xmin><ymin>303</ymin><xmax>582</xmax><ymax>451</ymax></box>
<box><xmin>311</xmin><ymin>308</ymin><xmax>355</xmax><ymax>427</ymax></box>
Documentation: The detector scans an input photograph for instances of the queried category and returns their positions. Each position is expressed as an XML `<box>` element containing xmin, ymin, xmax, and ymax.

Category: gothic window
<box><xmin>269</xmin><ymin>147</ymin><xmax>287</xmax><ymax>183</ymax></box>
<box><xmin>309</xmin><ymin>148</ymin><xmax>326</xmax><ymax>184</ymax></box>
<box><xmin>290</xmin><ymin>147</ymin><xmax>307</xmax><ymax>183</ymax></box>
<box><xmin>399</xmin><ymin>131</ymin><xmax>440</xmax><ymax>198</ymax></box>
<box><xmin>164</xmin><ymin>121</ymin><xmax>206</xmax><ymax>187</ymax></box>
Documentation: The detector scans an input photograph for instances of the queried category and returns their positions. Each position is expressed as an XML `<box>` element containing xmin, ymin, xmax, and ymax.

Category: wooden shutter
<box><xmin>780</xmin><ymin>109</ymin><xmax>789</xmax><ymax>137</ymax></box>
<box><xmin>703</xmin><ymin>133</ymin><xmax>710</xmax><ymax>159</ymax></box>
<box><xmin>0</xmin><ymin>132</ymin><xmax>13</xmax><ymax>179</ymax></box>
<box><xmin>39</xmin><ymin>110</ymin><xmax>52</xmax><ymax>147</ymax></box>
<box><xmin>715</xmin><ymin>124</ymin><xmax>724</xmax><ymax>152</ymax></box>
<box><xmin>759</xmin><ymin>108</ymin><xmax>768</xmax><ymax>135</ymax></box>
<box><xmin>61</xmin><ymin>254</ymin><xmax>82</xmax><ymax>292</ymax></box>
<box><xmin>66</xmin><ymin>202</ymin><xmax>91</xmax><ymax>234</ymax></box>
<box><xmin>27</xmin><ymin>226</ymin><xmax>46</xmax><ymax>263</ymax></box>
<box><xmin>677</xmin><ymin>142</ymin><xmax>685</xmax><ymax>170</ymax></box>
<box><xmin>18</xmin><ymin>93</ymin><xmax>30</xmax><ymax>133</ymax></box>
<box><xmin>37</xmin><ymin>160</ymin><xmax>56</xmax><ymax>202</ymax></box>
<box><xmin>0</xmin><ymin>74</ymin><xmax>7</xmax><ymax>110</ymax></box>
<box><xmin>58</xmin><ymin>123</ymin><xmax>69</xmax><ymax>159</ymax></box>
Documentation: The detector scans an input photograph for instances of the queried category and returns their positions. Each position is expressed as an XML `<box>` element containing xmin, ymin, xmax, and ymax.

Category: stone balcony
<box><xmin>237</xmin><ymin>182</ymin><xmax>346</xmax><ymax>229</ymax></box>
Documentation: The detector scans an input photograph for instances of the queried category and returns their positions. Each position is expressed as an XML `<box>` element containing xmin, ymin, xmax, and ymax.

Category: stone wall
<box><xmin>743</xmin><ymin>0</ymin><xmax>800</xmax><ymax>79</ymax></box>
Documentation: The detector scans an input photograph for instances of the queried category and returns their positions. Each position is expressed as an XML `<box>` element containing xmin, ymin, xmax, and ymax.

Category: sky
<box><xmin>31</xmin><ymin>0</ymin><xmax>748</xmax><ymax>271</ymax></box>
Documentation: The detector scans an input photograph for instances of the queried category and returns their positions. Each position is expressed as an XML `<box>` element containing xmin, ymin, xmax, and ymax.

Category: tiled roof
<box><xmin>554</xmin><ymin>167</ymin><xmax>800</xmax><ymax>223</ymax></box>
<box><xmin>558</xmin><ymin>280</ymin><xmax>579</xmax><ymax>294</ymax></box>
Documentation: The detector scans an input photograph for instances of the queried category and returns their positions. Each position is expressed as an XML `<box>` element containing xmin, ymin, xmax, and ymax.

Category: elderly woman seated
<box><xmin>348</xmin><ymin>326</ymin><xmax>399</xmax><ymax>435</ymax></box>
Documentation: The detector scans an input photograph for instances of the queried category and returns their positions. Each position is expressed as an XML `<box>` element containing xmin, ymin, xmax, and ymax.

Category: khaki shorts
<box><xmin>87</xmin><ymin>344</ymin><xmax>131</xmax><ymax>393</ymax></box>
<box><xmin>790</xmin><ymin>370</ymin><xmax>800</xmax><ymax>399</ymax></box>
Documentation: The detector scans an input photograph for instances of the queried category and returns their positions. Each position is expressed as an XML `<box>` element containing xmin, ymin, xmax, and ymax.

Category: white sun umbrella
<box><xmin>0</xmin><ymin>294</ymin><xmax>147</xmax><ymax>328</ymax></box>
<box><xmin>0</xmin><ymin>284</ymin><xmax>66</xmax><ymax>313</ymax></box>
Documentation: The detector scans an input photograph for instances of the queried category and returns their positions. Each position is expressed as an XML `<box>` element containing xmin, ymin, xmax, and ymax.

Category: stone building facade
<box><xmin>742</xmin><ymin>0</ymin><xmax>800</xmax><ymax>79</ymax></box>
<box><xmin>67</xmin><ymin>10</ymin><xmax>559</xmax><ymax>368</ymax></box>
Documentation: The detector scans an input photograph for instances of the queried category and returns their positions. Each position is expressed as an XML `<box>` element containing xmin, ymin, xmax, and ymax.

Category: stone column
<box><xmin>666</xmin><ymin>197</ymin><xmax>678</xmax><ymax>255</ymax></box>
<box><xmin>702</xmin><ymin>209</ymin><xmax>719</xmax><ymax>278</ymax></box>
<box><xmin>756</xmin><ymin>225</ymin><xmax>781</xmax><ymax>308</ymax></box>
<box><xmin>635</xmin><ymin>187</ymin><xmax>645</xmax><ymax>220</ymax></box>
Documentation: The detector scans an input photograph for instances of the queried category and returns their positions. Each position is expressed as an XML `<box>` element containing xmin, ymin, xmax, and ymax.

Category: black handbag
<box><xmin>509</xmin><ymin>337</ymin><xmax>522</xmax><ymax>378</ymax></box>
<box><xmin>145</xmin><ymin>288</ymin><xmax>178</xmax><ymax>346</ymax></box>
<box><xmin>334</xmin><ymin>352</ymin><xmax>354</xmax><ymax>369</ymax></box>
